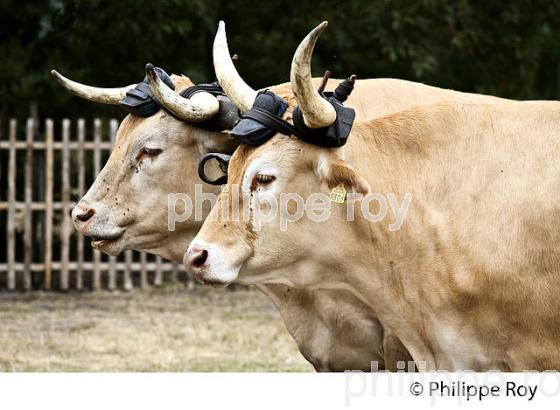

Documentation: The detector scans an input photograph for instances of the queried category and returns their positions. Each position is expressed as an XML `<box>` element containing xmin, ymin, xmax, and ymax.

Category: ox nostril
<box><xmin>76</xmin><ymin>207</ymin><xmax>95</xmax><ymax>223</ymax></box>
<box><xmin>192</xmin><ymin>249</ymin><xmax>208</xmax><ymax>268</ymax></box>
<box><xmin>184</xmin><ymin>245</ymin><xmax>211</xmax><ymax>276</ymax></box>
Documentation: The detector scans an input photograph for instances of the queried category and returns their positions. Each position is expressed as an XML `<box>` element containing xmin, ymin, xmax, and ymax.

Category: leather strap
<box><xmin>241</xmin><ymin>107</ymin><xmax>298</xmax><ymax>136</ymax></box>
<box><xmin>180</xmin><ymin>81</ymin><xmax>223</xmax><ymax>99</ymax></box>
<box><xmin>198</xmin><ymin>153</ymin><xmax>231</xmax><ymax>185</ymax></box>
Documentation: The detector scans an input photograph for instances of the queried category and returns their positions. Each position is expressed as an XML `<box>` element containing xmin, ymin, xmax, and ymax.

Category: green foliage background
<box><xmin>1</xmin><ymin>0</ymin><xmax>560</xmax><ymax>120</ymax></box>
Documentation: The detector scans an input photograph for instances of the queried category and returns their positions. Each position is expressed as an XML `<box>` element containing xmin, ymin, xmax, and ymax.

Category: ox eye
<box><xmin>137</xmin><ymin>147</ymin><xmax>162</xmax><ymax>161</ymax></box>
<box><xmin>251</xmin><ymin>173</ymin><xmax>276</xmax><ymax>190</ymax></box>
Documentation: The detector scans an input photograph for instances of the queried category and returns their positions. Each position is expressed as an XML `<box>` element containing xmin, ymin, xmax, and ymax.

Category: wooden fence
<box><xmin>0</xmin><ymin>118</ymin><xmax>189</xmax><ymax>291</ymax></box>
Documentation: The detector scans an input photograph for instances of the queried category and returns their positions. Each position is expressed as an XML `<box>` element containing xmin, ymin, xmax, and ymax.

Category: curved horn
<box><xmin>212</xmin><ymin>21</ymin><xmax>257</xmax><ymax>113</ymax></box>
<box><xmin>145</xmin><ymin>64</ymin><xmax>220</xmax><ymax>122</ymax></box>
<box><xmin>290</xmin><ymin>21</ymin><xmax>336</xmax><ymax>129</ymax></box>
<box><xmin>50</xmin><ymin>70</ymin><xmax>135</xmax><ymax>105</ymax></box>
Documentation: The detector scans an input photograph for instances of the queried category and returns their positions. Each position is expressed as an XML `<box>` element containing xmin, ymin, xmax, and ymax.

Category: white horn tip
<box><xmin>313</xmin><ymin>21</ymin><xmax>328</xmax><ymax>37</ymax></box>
<box><xmin>50</xmin><ymin>70</ymin><xmax>63</xmax><ymax>81</ymax></box>
<box><xmin>216</xmin><ymin>21</ymin><xmax>226</xmax><ymax>39</ymax></box>
<box><xmin>50</xmin><ymin>70</ymin><xmax>69</xmax><ymax>87</ymax></box>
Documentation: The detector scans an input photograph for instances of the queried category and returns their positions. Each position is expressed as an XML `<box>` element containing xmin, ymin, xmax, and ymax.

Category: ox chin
<box><xmin>90</xmin><ymin>233</ymin><xmax>125</xmax><ymax>256</ymax></box>
<box><xmin>191</xmin><ymin>268</ymin><xmax>240</xmax><ymax>288</ymax></box>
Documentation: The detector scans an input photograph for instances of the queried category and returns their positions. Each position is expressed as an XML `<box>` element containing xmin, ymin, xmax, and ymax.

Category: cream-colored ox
<box><xmin>186</xmin><ymin>22</ymin><xmax>560</xmax><ymax>371</ymax></box>
<box><xmin>53</xmin><ymin>67</ymin><xmax>393</xmax><ymax>371</ymax></box>
<box><xmin>54</xmin><ymin>22</ymin><xmax>504</xmax><ymax>371</ymax></box>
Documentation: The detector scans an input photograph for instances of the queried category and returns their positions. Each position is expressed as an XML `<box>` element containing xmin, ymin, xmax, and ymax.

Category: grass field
<box><xmin>0</xmin><ymin>287</ymin><xmax>313</xmax><ymax>372</ymax></box>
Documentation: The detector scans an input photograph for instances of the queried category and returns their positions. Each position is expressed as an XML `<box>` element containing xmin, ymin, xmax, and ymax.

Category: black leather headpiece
<box><xmin>229</xmin><ymin>76</ymin><xmax>357</xmax><ymax>148</ymax></box>
<box><xmin>228</xmin><ymin>90</ymin><xmax>289</xmax><ymax>146</ymax></box>
<box><xmin>119</xmin><ymin>67</ymin><xmax>175</xmax><ymax>117</ymax></box>
<box><xmin>119</xmin><ymin>67</ymin><xmax>240</xmax><ymax>130</ymax></box>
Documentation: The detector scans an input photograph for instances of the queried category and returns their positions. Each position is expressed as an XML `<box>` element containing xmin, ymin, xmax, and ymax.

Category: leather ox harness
<box><xmin>119</xmin><ymin>67</ymin><xmax>357</xmax><ymax>185</ymax></box>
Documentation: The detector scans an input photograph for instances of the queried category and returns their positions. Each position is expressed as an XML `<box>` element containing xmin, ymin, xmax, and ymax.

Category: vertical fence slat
<box><xmin>76</xmin><ymin>119</ymin><xmax>85</xmax><ymax>290</ymax></box>
<box><xmin>155</xmin><ymin>256</ymin><xmax>163</xmax><ymax>286</ymax></box>
<box><xmin>186</xmin><ymin>271</ymin><xmax>195</xmax><ymax>290</ymax></box>
<box><xmin>140</xmin><ymin>252</ymin><xmax>147</xmax><ymax>289</ymax></box>
<box><xmin>109</xmin><ymin>118</ymin><xmax>118</xmax><ymax>149</ymax></box>
<box><xmin>7</xmin><ymin>120</ymin><xmax>17</xmax><ymax>290</ymax></box>
<box><xmin>93</xmin><ymin>119</ymin><xmax>102</xmax><ymax>290</ymax></box>
<box><xmin>23</xmin><ymin>119</ymin><xmax>34</xmax><ymax>290</ymax></box>
<box><xmin>171</xmin><ymin>262</ymin><xmax>179</xmax><ymax>284</ymax></box>
<box><xmin>108</xmin><ymin>119</ymin><xmax>118</xmax><ymax>290</ymax></box>
<box><xmin>60</xmin><ymin>119</ymin><xmax>70</xmax><ymax>290</ymax></box>
<box><xmin>124</xmin><ymin>251</ymin><xmax>133</xmax><ymax>291</ymax></box>
<box><xmin>108</xmin><ymin>256</ymin><xmax>116</xmax><ymax>291</ymax></box>
<box><xmin>44</xmin><ymin>119</ymin><xmax>54</xmax><ymax>290</ymax></box>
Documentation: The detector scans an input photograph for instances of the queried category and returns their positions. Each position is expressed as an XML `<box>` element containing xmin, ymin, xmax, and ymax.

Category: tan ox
<box><xmin>53</xmin><ymin>68</ymin><xmax>394</xmax><ymax>371</ymax></box>
<box><xmin>186</xmin><ymin>23</ymin><xmax>560</xmax><ymax>371</ymax></box>
<box><xmin>54</xmin><ymin>22</ymin><xmax>504</xmax><ymax>371</ymax></box>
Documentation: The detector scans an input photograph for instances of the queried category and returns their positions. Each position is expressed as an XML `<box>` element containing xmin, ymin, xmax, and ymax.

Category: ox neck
<box><xmin>318</xmin><ymin>106</ymin><xmax>469</xmax><ymax>369</ymax></box>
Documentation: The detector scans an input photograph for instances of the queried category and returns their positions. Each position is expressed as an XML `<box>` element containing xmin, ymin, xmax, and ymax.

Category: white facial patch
<box><xmin>189</xmin><ymin>240</ymin><xmax>241</xmax><ymax>284</ymax></box>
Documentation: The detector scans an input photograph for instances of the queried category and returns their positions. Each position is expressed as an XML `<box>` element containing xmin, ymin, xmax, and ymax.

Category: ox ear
<box><xmin>315</xmin><ymin>154</ymin><xmax>370</xmax><ymax>195</ymax></box>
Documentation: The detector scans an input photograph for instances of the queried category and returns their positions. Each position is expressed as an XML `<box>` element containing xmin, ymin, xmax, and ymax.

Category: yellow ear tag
<box><xmin>329</xmin><ymin>183</ymin><xmax>347</xmax><ymax>204</ymax></box>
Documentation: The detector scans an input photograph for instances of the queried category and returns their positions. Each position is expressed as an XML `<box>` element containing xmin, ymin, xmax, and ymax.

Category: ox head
<box><xmin>184</xmin><ymin>22</ymin><xmax>370</xmax><ymax>285</ymax></box>
<box><xmin>52</xmin><ymin>67</ymin><xmax>238</xmax><ymax>260</ymax></box>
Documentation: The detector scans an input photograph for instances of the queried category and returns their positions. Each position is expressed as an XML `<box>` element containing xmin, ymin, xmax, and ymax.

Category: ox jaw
<box><xmin>89</xmin><ymin>228</ymin><xmax>126</xmax><ymax>256</ymax></box>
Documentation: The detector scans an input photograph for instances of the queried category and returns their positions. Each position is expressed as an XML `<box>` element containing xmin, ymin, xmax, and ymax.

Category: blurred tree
<box><xmin>1</xmin><ymin>0</ymin><xmax>560</xmax><ymax>121</ymax></box>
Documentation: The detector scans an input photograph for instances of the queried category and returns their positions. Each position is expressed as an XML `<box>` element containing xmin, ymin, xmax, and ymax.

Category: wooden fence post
<box><xmin>140</xmin><ymin>252</ymin><xmax>147</xmax><ymax>289</ymax></box>
<box><xmin>23</xmin><ymin>119</ymin><xmax>34</xmax><ymax>290</ymax></box>
<box><xmin>60</xmin><ymin>119</ymin><xmax>70</xmax><ymax>290</ymax></box>
<box><xmin>124</xmin><ymin>250</ymin><xmax>133</xmax><ymax>291</ymax></box>
<box><xmin>44</xmin><ymin>119</ymin><xmax>54</xmax><ymax>290</ymax></box>
<box><xmin>155</xmin><ymin>256</ymin><xmax>163</xmax><ymax>286</ymax></box>
<box><xmin>7</xmin><ymin>119</ymin><xmax>17</xmax><ymax>290</ymax></box>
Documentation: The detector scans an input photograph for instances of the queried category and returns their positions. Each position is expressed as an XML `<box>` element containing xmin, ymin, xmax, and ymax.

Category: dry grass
<box><xmin>0</xmin><ymin>287</ymin><xmax>313</xmax><ymax>372</ymax></box>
